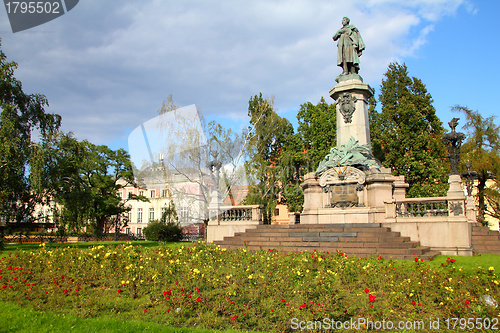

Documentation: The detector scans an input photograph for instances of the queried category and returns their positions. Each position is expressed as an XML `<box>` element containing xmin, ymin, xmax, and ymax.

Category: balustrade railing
<box><xmin>396</xmin><ymin>200</ymin><xmax>449</xmax><ymax>217</ymax></box>
<box><xmin>220</xmin><ymin>208</ymin><xmax>253</xmax><ymax>221</ymax></box>
<box><xmin>386</xmin><ymin>196</ymin><xmax>466</xmax><ymax>220</ymax></box>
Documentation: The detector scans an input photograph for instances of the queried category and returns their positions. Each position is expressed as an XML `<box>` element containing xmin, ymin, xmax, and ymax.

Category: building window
<box><xmin>162</xmin><ymin>189</ymin><xmax>168</xmax><ymax>197</ymax></box>
<box><xmin>180</xmin><ymin>206</ymin><xmax>189</xmax><ymax>224</ymax></box>
<box><xmin>139</xmin><ymin>190</ymin><xmax>144</xmax><ymax>196</ymax></box>
<box><xmin>275</xmin><ymin>208</ymin><xmax>280</xmax><ymax>216</ymax></box>
<box><xmin>128</xmin><ymin>191</ymin><xmax>133</xmax><ymax>199</ymax></box>
<box><xmin>126</xmin><ymin>228</ymin><xmax>130</xmax><ymax>234</ymax></box>
<box><xmin>126</xmin><ymin>212</ymin><xmax>131</xmax><ymax>223</ymax></box>
<box><xmin>137</xmin><ymin>228</ymin><xmax>142</xmax><ymax>236</ymax></box>
<box><xmin>137</xmin><ymin>208</ymin><xmax>143</xmax><ymax>223</ymax></box>
<box><xmin>149</xmin><ymin>208</ymin><xmax>154</xmax><ymax>222</ymax></box>
<box><xmin>150</xmin><ymin>190</ymin><xmax>155</xmax><ymax>198</ymax></box>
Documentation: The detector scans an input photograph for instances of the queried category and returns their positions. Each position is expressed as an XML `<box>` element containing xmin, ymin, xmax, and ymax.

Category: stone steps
<box><xmin>472</xmin><ymin>224</ymin><xmax>500</xmax><ymax>254</ymax></box>
<box><xmin>214</xmin><ymin>223</ymin><xmax>438</xmax><ymax>261</ymax></box>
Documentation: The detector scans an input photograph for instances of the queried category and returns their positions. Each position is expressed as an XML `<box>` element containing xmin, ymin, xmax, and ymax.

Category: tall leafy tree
<box><xmin>0</xmin><ymin>40</ymin><xmax>61</xmax><ymax>226</ymax></box>
<box><xmin>372</xmin><ymin>63</ymin><xmax>449</xmax><ymax>197</ymax></box>
<box><xmin>79</xmin><ymin>142</ymin><xmax>139</xmax><ymax>235</ymax></box>
<box><xmin>453</xmin><ymin>105</ymin><xmax>500</xmax><ymax>225</ymax></box>
<box><xmin>38</xmin><ymin>133</ymin><xmax>142</xmax><ymax>235</ymax></box>
<box><xmin>296</xmin><ymin>97</ymin><xmax>337</xmax><ymax>171</ymax></box>
<box><xmin>244</xmin><ymin>93</ymin><xmax>293</xmax><ymax>223</ymax></box>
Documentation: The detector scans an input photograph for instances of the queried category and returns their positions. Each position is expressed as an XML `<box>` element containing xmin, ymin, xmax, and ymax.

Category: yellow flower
<box><xmin>248</xmin><ymin>274</ymin><xmax>253</xmax><ymax>279</ymax></box>
<box><xmin>489</xmin><ymin>266</ymin><xmax>495</xmax><ymax>271</ymax></box>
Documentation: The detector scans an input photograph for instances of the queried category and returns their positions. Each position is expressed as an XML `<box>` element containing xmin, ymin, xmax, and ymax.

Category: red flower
<box><xmin>281</xmin><ymin>299</ymin><xmax>286</xmax><ymax>303</ymax></box>
<box><xmin>118</xmin><ymin>289</ymin><xmax>122</xmax><ymax>293</ymax></box>
<box><xmin>369</xmin><ymin>294</ymin><xmax>376</xmax><ymax>302</ymax></box>
<box><xmin>412</xmin><ymin>301</ymin><xmax>416</xmax><ymax>305</ymax></box>
<box><xmin>465</xmin><ymin>300</ymin><xmax>470</xmax><ymax>307</ymax></box>
<box><xmin>363</xmin><ymin>288</ymin><xmax>370</xmax><ymax>293</ymax></box>
<box><xmin>63</xmin><ymin>289</ymin><xmax>68</xmax><ymax>293</ymax></box>
<box><xmin>451</xmin><ymin>259</ymin><xmax>456</xmax><ymax>263</ymax></box>
<box><xmin>195</xmin><ymin>288</ymin><xmax>200</xmax><ymax>293</ymax></box>
<box><xmin>167</xmin><ymin>309</ymin><xmax>170</xmax><ymax>313</ymax></box>
<box><xmin>232</xmin><ymin>315</ymin><xmax>238</xmax><ymax>321</ymax></box>
<box><xmin>298</xmin><ymin>304</ymin><xmax>307</xmax><ymax>310</ymax></box>
<box><xmin>144</xmin><ymin>309</ymin><xmax>147</xmax><ymax>313</ymax></box>
<box><xmin>60</xmin><ymin>275</ymin><xmax>65</xmax><ymax>279</ymax></box>
<box><xmin>195</xmin><ymin>297</ymin><xmax>201</xmax><ymax>302</ymax></box>
<box><xmin>45</xmin><ymin>291</ymin><xmax>48</xmax><ymax>294</ymax></box>
<box><xmin>414</xmin><ymin>258</ymin><xmax>419</xmax><ymax>262</ymax></box>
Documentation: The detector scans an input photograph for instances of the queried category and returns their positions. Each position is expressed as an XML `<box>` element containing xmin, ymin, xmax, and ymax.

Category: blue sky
<box><xmin>0</xmin><ymin>0</ymin><xmax>497</xmax><ymax>158</ymax></box>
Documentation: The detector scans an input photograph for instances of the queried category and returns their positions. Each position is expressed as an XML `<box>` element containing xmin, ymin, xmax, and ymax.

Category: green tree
<box><xmin>160</xmin><ymin>200</ymin><xmax>178</xmax><ymax>225</ymax></box>
<box><xmin>80</xmin><ymin>142</ymin><xmax>139</xmax><ymax>236</ymax></box>
<box><xmin>452</xmin><ymin>105</ymin><xmax>500</xmax><ymax>225</ymax></box>
<box><xmin>372</xmin><ymin>63</ymin><xmax>449</xmax><ymax>197</ymax></box>
<box><xmin>39</xmin><ymin>133</ymin><xmax>144</xmax><ymax>235</ymax></box>
<box><xmin>296</xmin><ymin>97</ymin><xmax>337</xmax><ymax>171</ymax></box>
<box><xmin>0</xmin><ymin>40</ymin><xmax>61</xmax><ymax>227</ymax></box>
<box><xmin>244</xmin><ymin>93</ymin><xmax>293</xmax><ymax>223</ymax></box>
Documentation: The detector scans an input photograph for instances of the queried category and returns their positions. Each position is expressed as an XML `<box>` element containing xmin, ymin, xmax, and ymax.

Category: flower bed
<box><xmin>0</xmin><ymin>242</ymin><xmax>498</xmax><ymax>332</ymax></box>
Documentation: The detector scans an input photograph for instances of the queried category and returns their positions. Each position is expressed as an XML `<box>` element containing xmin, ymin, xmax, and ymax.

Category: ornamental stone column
<box><xmin>329</xmin><ymin>79</ymin><xmax>374</xmax><ymax>148</ymax></box>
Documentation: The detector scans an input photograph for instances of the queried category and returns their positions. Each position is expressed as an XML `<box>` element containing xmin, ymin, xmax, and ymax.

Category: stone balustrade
<box><xmin>207</xmin><ymin>205</ymin><xmax>263</xmax><ymax>243</ymax></box>
<box><xmin>385</xmin><ymin>196</ymin><xmax>467</xmax><ymax>221</ymax></box>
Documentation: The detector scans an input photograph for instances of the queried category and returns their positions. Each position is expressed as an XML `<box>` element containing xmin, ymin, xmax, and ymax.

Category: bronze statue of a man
<box><xmin>333</xmin><ymin>17</ymin><xmax>365</xmax><ymax>75</ymax></box>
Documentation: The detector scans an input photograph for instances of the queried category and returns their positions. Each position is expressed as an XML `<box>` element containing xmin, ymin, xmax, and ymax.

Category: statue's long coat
<box><xmin>333</xmin><ymin>25</ymin><xmax>365</xmax><ymax>68</ymax></box>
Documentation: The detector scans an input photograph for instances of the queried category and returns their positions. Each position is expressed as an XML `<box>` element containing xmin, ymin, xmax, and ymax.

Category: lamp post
<box><xmin>442</xmin><ymin>118</ymin><xmax>466</xmax><ymax>175</ymax></box>
<box><xmin>462</xmin><ymin>162</ymin><xmax>478</xmax><ymax>197</ymax></box>
<box><xmin>207</xmin><ymin>151</ymin><xmax>223</xmax><ymax>223</ymax></box>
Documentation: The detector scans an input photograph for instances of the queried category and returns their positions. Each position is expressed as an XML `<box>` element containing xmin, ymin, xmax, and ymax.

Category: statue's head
<box><xmin>342</xmin><ymin>17</ymin><xmax>350</xmax><ymax>25</ymax></box>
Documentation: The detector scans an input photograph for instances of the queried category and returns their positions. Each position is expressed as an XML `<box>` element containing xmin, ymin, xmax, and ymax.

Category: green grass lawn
<box><xmin>431</xmin><ymin>254</ymin><xmax>500</xmax><ymax>271</ymax></box>
<box><xmin>1</xmin><ymin>240</ymin><xmax>191</xmax><ymax>254</ymax></box>
<box><xmin>0</xmin><ymin>300</ymin><xmax>252</xmax><ymax>333</ymax></box>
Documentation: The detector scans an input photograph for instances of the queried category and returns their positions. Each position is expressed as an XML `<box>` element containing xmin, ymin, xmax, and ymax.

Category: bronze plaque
<box><xmin>330</xmin><ymin>184</ymin><xmax>358</xmax><ymax>207</ymax></box>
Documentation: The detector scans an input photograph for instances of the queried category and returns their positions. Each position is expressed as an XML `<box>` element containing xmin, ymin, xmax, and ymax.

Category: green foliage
<box><xmin>143</xmin><ymin>221</ymin><xmax>183</xmax><ymax>242</ymax></box>
<box><xmin>296</xmin><ymin>97</ymin><xmax>337</xmax><ymax>171</ymax></box>
<box><xmin>453</xmin><ymin>105</ymin><xmax>500</xmax><ymax>225</ymax></box>
<box><xmin>372</xmin><ymin>63</ymin><xmax>449</xmax><ymax>197</ymax></box>
<box><xmin>38</xmin><ymin>133</ymin><xmax>144</xmax><ymax>235</ymax></box>
<box><xmin>160</xmin><ymin>200</ymin><xmax>179</xmax><ymax>225</ymax></box>
<box><xmin>245</xmin><ymin>93</ymin><xmax>293</xmax><ymax>222</ymax></box>
<box><xmin>0</xmin><ymin>40</ymin><xmax>61</xmax><ymax>224</ymax></box>
<box><xmin>0</xmin><ymin>243</ymin><xmax>498</xmax><ymax>332</ymax></box>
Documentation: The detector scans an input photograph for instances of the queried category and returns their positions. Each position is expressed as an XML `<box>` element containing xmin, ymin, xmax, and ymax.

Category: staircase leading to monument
<box><xmin>214</xmin><ymin>223</ymin><xmax>439</xmax><ymax>261</ymax></box>
<box><xmin>472</xmin><ymin>223</ymin><xmax>500</xmax><ymax>254</ymax></box>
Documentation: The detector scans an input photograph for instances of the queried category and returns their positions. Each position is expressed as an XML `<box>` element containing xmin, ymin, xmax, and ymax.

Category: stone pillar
<box><xmin>301</xmin><ymin>173</ymin><xmax>322</xmax><ymax>211</ymax></box>
<box><xmin>329</xmin><ymin>79</ymin><xmax>374</xmax><ymax>147</ymax></box>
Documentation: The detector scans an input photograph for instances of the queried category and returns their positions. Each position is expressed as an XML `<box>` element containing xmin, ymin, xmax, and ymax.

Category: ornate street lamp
<box><xmin>442</xmin><ymin>118</ymin><xmax>466</xmax><ymax>175</ymax></box>
<box><xmin>462</xmin><ymin>162</ymin><xmax>478</xmax><ymax>197</ymax></box>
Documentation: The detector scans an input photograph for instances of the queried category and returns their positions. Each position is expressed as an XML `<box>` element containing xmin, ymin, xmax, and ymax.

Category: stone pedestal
<box><xmin>329</xmin><ymin>79</ymin><xmax>374</xmax><ymax>147</ymax></box>
<box><xmin>300</xmin><ymin>166</ymin><xmax>401</xmax><ymax>224</ymax></box>
<box><xmin>447</xmin><ymin>174</ymin><xmax>465</xmax><ymax>197</ymax></box>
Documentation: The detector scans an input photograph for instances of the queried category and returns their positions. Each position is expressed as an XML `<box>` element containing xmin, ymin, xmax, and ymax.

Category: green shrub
<box><xmin>143</xmin><ymin>221</ymin><xmax>183</xmax><ymax>242</ymax></box>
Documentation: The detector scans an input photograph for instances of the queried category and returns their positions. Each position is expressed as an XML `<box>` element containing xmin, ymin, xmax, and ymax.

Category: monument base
<box><xmin>301</xmin><ymin>166</ymin><xmax>397</xmax><ymax>224</ymax></box>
